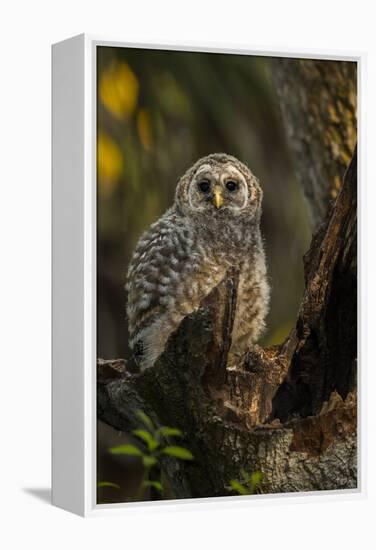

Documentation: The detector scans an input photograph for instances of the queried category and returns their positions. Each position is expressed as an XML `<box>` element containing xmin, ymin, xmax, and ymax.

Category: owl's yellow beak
<box><xmin>213</xmin><ymin>187</ymin><xmax>224</xmax><ymax>209</ymax></box>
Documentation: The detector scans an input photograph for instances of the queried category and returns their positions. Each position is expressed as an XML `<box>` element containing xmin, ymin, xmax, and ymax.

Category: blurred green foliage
<box><xmin>97</xmin><ymin>46</ymin><xmax>311</xmax><ymax>360</ymax></box>
<box><xmin>97</xmin><ymin>481</ymin><xmax>120</xmax><ymax>490</ymax></box>
<box><xmin>230</xmin><ymin>470</ymin><xmax>263</xmax><ymax>495</ymax></box>
<box><xmin>99</xmin><ymin>410</ymin><xmax>193</xmax><ymax>502</ymax></box>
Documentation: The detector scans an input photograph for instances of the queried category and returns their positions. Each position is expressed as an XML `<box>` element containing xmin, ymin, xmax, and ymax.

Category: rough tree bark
<box><xmin>97</xmin><ymin>61</ymin><xmax>357</xmax><ymax>499</ymax></box>
<box><xmin>272</xmin><ymin>58</ymin><xmax>357</xmax><ymax>228</ymax></box>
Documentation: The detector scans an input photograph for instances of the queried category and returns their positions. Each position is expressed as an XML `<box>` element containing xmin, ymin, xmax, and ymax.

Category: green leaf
<box><xmin>246</xmin><ymin>471</ymin><xmax>262</xmax><ymax>493</ymax></box>
<box><xmin>240</xmin><ymin>469</ymin><xmax>249</xmax><ymax>481</ymax></box>
<box><xmin>249</xmin><ymin>471</ymin><xmax>262</xmax><ymax>486</ymax></box>
<box><xmin>162</xmin><ymin>446</ymin><xmax>193</xmax><ymax>460</ymax></box>
<box><xmin>230</xmin><ymin>480</ymin><xmax>248</xmax><ymax>495</ymax></box>
<box><xmin>157</xmin><ymin>427</ymin><xmax>183</xmax><ymax>438</ymax></box>
<box><xmin>238</xmin><ymin>470</ymin><xmax>262</xmax><ymax>492</ymax></box>
<box><xmin>109</xmin><ymin>444</ymin><xmax>143</xmax><ymax>456</ymax></box>
<box><xmin>97</xmin><ymin>481</ymin><xmax>120</xmax><ymax>490</ymax></box>
<box><xmin>133</xmin><ymin>429</ymin><xmax>159</xmax><ymax>452</ymax></box>
<box><xmin>143</xmin><ymin>480</ymin><xmax>163</xmax><ymax>492</ymax></box>
<box><xmin>136</xmin><ymin>410</ymin><xmax>155</xmax><ymax>431</ymax></box>
<box><xmin>142</xmin><ymin>455</ymin><xmax>157</xmax><ymax>468</ymax></box>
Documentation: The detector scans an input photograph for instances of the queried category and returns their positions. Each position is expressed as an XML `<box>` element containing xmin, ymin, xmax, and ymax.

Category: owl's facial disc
<box><xmin>188</xmin><ymin>163</ymin><xmax>249</xmax><ymax>214</ymax></box>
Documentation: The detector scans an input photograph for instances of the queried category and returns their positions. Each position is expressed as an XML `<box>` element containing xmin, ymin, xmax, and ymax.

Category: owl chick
<box><xmin>126</xmin><ymin>153</ymin><xmax>270</xmax><ymax>370</ymax></box>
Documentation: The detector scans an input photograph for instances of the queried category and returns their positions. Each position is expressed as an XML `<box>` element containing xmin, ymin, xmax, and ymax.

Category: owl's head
<box><xmin>175</xmin><ymin>153</ymin><xmax>262</xmax><ymax>220</ymax></box>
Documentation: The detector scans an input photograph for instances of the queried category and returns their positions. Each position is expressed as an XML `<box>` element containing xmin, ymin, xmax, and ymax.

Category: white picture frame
<box><xmin>52</xmin><ymin>34</ymin><xmax>366</xmax><ymax>517</ymax></box>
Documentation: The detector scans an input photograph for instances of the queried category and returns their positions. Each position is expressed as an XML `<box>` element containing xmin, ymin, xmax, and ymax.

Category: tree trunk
<box><xmin>272</xmin><ymin>58</ymin><xmax>357</xmax><ymax>228</ymax></box>
<box><xmin>97</xmin><ymin>60</ymin><xmax>357</xmax><ymax>499</ymax></box>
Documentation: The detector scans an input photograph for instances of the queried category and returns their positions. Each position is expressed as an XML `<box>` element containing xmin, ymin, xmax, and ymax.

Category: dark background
<box><xmin>96</xmin><ymin>46</ymin><xmax>311</xmax><ymax>503</ymax></box>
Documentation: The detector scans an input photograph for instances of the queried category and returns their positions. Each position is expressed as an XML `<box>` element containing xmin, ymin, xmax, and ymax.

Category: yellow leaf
<box><xmin>97</xmin><ymin>131</ymin><xmax>123</xmax><ymax>197</ymax></box>
<box><xmin>99</xmin><ymin>62</ymin><xmax>139</xmax><ymax>120</ymax></box>
<box><xmin>137</xmin><ymin>108</ymin><xmax>153</xmax><ymax>151</ymax></box>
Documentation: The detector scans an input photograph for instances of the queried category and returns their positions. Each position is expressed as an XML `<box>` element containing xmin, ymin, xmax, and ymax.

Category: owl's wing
<box><xmin>126</xmin><ymin>209</ymin><xmax>227</xmax><ymax>365</ymax></box>
<box><xmin>126</xmin><ymin>209</ymin><xmax>192</xmax><ymax>341</ymax></box>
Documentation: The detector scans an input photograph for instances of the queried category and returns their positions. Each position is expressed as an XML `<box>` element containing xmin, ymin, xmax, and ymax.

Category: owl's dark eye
<box><xmin>198</xmin><ymin>180</ymin><xmax>211</xmax><ymax>193</ymax></box>
<box><xmin>226</xmin><ymin>180</ymin><xmax>238</xmax><ymax>192</ymax></box>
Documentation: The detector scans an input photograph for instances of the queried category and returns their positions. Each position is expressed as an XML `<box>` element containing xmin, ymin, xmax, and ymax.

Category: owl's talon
<box><xmin>134</xmin><ymin>340</ymin><xmax>144</xmax><ymax>357</ymax></box>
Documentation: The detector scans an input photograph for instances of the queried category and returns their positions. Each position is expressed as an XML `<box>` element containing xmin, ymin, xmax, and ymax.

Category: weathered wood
<box><xmin>272</xmin><ymin>147</ymin><xmax>357</xmax><ymax>421</ymax></box>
